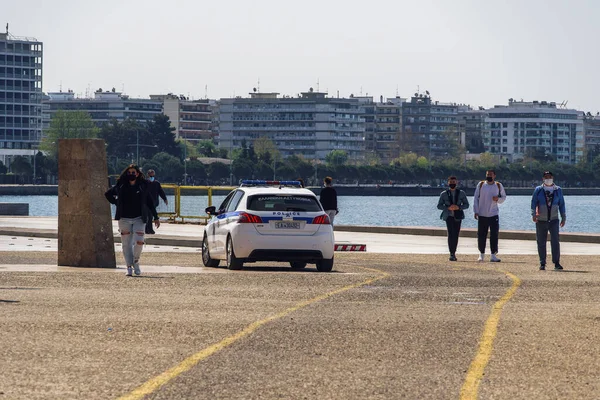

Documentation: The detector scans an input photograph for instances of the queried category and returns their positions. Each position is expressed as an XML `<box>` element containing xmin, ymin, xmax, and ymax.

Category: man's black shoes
<box><xmin>449</xmin><ymin>255</ymin><xmax>457</xmax><ymax>262</ymax></box>
<box><xmin>539</xmin><ymin>264</ymin><xmax>546</xmax><ymax>270</ymax></box>
<box><xmin>554</xmin><ymin>263</ymin><xmax>564</xmax><ymax>270</ymax></box>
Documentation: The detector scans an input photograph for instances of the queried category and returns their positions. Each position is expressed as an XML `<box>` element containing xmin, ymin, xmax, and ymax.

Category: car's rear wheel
<box><xmin>226</xmin><ymin>236</ymin><xmax>243</xmax><ymax>270</ymax></box>
<box><xmin>316</xmin><ymin>257</ymin><xmax>334</xmax><ymax>272</ymax></box>
<box><xmin>202</xmin><ymin>234</ymin><xmax>220</xmax><ymax>267</ymax></box>
<box><xmin>290</xmin><ymin>261</ymin><xmax>307</xmax><ymax>270</ymax></box>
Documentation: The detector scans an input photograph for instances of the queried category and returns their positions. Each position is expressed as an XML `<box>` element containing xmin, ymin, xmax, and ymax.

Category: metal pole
<box><xmin>32</xmin><ymin>149</ymin><xmax>36</xmax><ymax>184</ymax></box>
<box><xmin>136</xmin><ymin>130</ymin><xmax>139</xmax><ymax>165</ymax></box>
<box><xmin>183</xmin><ymin>133</ymin><xmax>187</xmax><ymax>185</ymax></box>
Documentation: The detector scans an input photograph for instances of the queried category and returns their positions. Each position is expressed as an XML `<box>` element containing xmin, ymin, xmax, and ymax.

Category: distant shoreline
<box><xmin>1</xmin><ymin>184</ymin><xmax>599</xmax><ymax>196</ymax></box>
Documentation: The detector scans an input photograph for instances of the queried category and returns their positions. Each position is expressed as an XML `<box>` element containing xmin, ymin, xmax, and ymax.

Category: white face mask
<box><xmin>544</xmin><ymin>178</ymin><xmax>553</xmax><ymax>186</ymax></box>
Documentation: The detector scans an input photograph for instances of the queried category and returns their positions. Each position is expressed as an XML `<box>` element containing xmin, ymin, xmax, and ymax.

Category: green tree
<box><xmin>148</xmin><ymin>152</ymin><xmax>183</xmax><ymax>182</ymax></box>
<box><xmin>325</xmin><ymin>150</ymin><xmax>348</xmax><ymax>167</ymax></box>
<box><xmin>10</xmin><ymin>155</ymin><xmax>32</xmax><ymax>179</ymax></box>
<box><xmin>207</xmin><ymin>162</ymin><xmax>230</xmax><ymax>184</ymax></box>
<box><xmin>232</xmin><ymin>158</ymin><xmax>255</xmax><ymax>180</ymax></box>
<box><xmin>196</xmin><ymin>140</ymin><xmax>217</xmax><ymax>157</ymax></box>
<box><xmin>40</xmin><ymin>110</ymin><xmax>99</xmax><ymax>159</ymax></box>
<box><xmin>0</xmin><ymin>160</ymin><xmax>7</xmax><ymax>174</ymax></box>
<box><xmin>147</xmin><ymin>114</ymin><xmax>179</xmax><ymax>157</ymax></box>
<box><xmin>254</xmin><ymin>137</ymin><xmax>279</xmax><ymax>162</ymax></box>
<box><xmin>186</xmin><ymin>159</ymin><xmax>207</xmax><ymax>184</ymax></box>
<box><xmin>392</xmin><ymin>152</ymin><xmax>418</xmax><ymax>167</ymax></box>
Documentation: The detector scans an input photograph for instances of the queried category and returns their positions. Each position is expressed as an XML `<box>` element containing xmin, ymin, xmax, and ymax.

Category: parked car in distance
<box><xmin>202</xmin><ymin>180</ymin><xmax>335</xmax><ymax>272</ymax></box>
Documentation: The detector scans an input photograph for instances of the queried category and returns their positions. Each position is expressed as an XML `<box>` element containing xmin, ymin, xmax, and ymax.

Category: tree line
<box><xmin>2</xmin><ymin>110</ymin><xmax>599</xmax><ymax>187</ymax></box>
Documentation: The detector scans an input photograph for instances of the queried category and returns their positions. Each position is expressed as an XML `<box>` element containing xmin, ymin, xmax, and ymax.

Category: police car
<box><xmin>202</xmin><ymin>180</ymin><xmax>335</xmax><ymax>272</ymax></box>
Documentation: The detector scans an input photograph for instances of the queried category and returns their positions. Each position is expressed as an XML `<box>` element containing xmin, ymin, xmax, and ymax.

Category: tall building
<box><xmin>401</xmin><ymin>94</ymin><xmax>459</xmax><ymax>159</ymax></box>
<box><xmin>484</xmin><ymin>99</ymin><xmax>583</xmax><ymax>164</ymax></box>
<box><xmin>357</xmin><ymin>96</ymin><xmax>403</xmax><ymax>164</ymax></box>
<box><xmin>582</xmin><ymin>112</ymin><xmax>600</xmax><ymax>163</ymax></box>
<box><xmin>457</xmin><ymin>107</ymin><xmax>487</xmax><ymax>154</ymax></box>
<box><xmin>0</xmin><ymin>30</ymin><xmax>43</xmax><ymax>168</ymax></box>
<box><xmin>44</xmin><ymin>89</ymin><xmax>163</xmax><ymax>126</ymax></box>
<box><xmin>218</xmin><ymin>89</ymin><xmax>365</xmax><ymax>161</ymax></box>
<box><xmin>150</xmin><ymin>94</ymin><xmax>214</xmax><ymax>141</ymax></box>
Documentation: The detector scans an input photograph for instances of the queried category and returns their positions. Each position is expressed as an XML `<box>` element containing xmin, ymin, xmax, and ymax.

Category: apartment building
<box><xmin>357</xmin><ymin>96</ymin><xmax>403</xmax><ymax>164</ymax></box>
<box><xmin>401</xmin><ymin>94</ymin><xmax>459</xmax><ymax>159</ymax></box>
<box><xmin>218</xmin><ymin>89</ymin><xmax>365</xmax><ymax>161</ymax></box>
<box><xmin>457</xmin><ymin>107</ymin><xmax>487</xmax><ymax>154</ymax></box>
<box><xmin>44</xmin><ymin>89</ymin><xmax>163</xmax><ymax>126</ymax></box>
<box><xmin>582</xmin><ymin>112</ymin><xmax>600</xmax><ymax>162</ymax></box>
<box><xmin>150</xmin><ymin>94</ymin><xmax>213</xmax><ymax>141</ymax></box>
<box><xmin>0</xmin><ymin>30</ymin><xmax>43</xmax><ymax>168</ymax></box>
<box><xmin>484</xmin><ymin>99</ymin><xmax>583</xmax><ymax>164</ymax></box>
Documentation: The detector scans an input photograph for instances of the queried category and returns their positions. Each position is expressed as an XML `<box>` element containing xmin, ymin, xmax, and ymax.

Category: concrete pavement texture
<box><xmin>2</xmin><ymin>252</ymin><xmax>600</xmax><ymax>399</ymax></box>
<box><xmin>3</xmin><ymin>217</ymin><xmax>600</xmax><ymax>398</ymax></box>
<box><xmin>3</xmin><ymin>216</ymin><xmax>600</xmax><ymax>256</ymax></box>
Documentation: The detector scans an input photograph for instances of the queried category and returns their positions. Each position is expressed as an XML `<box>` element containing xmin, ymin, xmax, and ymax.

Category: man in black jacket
<box><xmin>145</xmin><ymin>169</ymin><xmax>168</xmax><ymax>234</ymax></box>
<box><xmin>319</xmin><ymin>176</ymin><xmax>339</xmax><ymax>225</ymax></box>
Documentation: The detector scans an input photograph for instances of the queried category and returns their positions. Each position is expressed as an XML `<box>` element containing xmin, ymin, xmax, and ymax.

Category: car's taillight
<box><xmin>238</xmin><ymin>212</ymin><xmax>263</xmax><ymax>223</ymax></box>
<box><xmin>311</xmin><ymin>214</ymin><xmax>331</xmax><ymax>225</ymax></box>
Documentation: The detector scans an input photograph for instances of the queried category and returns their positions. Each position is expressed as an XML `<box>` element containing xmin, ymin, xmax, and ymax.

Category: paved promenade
<box><xmin>3</xmin><ymin>217</ymin><xmax>600</xmax><ymax>399</ymax></box>
<box><xmin>2</xmin><ymin>216</ymin><xmax>600</xmax><ymax>258</ymax></box>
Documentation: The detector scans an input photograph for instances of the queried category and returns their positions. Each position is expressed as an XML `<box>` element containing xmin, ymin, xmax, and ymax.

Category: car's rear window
<box><xmin>247</xmin><ymin>195</ymin><xmax>322</xmax><ymax>212</ymax></box>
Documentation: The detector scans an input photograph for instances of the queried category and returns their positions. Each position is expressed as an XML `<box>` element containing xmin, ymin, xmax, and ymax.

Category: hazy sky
<box><xmin>4</xmin><ymin>0</ymin><xmax>599</xmax><ymax>111</ymax></box>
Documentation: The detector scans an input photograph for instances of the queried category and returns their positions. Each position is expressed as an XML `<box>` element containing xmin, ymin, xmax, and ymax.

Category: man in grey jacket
<box><xmin>531</xmin><ymin>171</ymin><xmax>566</xmax><ymax>270</ymax></box>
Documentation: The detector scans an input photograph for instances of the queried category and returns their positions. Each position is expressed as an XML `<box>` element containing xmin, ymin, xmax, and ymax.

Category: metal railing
<box><xmin>159</xmin><ymin>185</ymin><xmax>236</xmax><ymax>224</ymax></box>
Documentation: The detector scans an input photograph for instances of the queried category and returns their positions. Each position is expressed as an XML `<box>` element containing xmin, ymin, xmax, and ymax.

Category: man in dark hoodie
<box><xmin>319</xmin><ymin>176</ymin><xmax>338</xmax><ymax>225</ymax></box>
<box><xmin>145</xmin><ymin>169</ymin><xmax>168</xmax><ymax>234</ymax></box>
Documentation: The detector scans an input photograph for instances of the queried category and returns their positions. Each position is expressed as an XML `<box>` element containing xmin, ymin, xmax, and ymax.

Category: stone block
<box><xmin>58</xmin><ymin>139</ymin><xmax>116</xmax><ymax>268</ymax></box>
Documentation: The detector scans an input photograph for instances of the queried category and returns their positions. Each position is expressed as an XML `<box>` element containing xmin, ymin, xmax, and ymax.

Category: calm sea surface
<box><xmin>0</xmin><ymin>195</ymin><xmax>596</xmax><ymax>233</ymax></box>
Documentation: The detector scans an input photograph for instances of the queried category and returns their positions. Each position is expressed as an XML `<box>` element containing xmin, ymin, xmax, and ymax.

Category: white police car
<box><xmin>202</xmin><ymin>180</ymin><xmax>335</xmax><ymax>272</ymax></box>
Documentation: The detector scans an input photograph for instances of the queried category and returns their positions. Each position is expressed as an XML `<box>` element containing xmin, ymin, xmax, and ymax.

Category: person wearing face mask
<box><xmin>145</xmin><ymin>169</ymin><xmax>168</xmax><ymax>234</ymax></box>
<box><xmin>531</xmin><ymin>171</ymin><xmax>566</xmax><ymax>271</ymax></box>
<box><xmin>437</xmin><ymin>176</ymin><xmax>470</xmax><ymax>261</ymax></box>
<box><xmin>105</xmin><ymin>164</ymin><xmax>160</xmax><ymax>276</ymax></box>
<box><xmin>473</xmin><ymin>169</ymin><xmax>506</xmax><ymax>262</ymax></box>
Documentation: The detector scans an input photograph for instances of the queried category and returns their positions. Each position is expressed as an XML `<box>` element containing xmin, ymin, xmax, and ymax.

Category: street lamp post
<box><xmin>32</xmin><ymin>148</ymin><xmax>36</xmax><ymax>184</ymax></box>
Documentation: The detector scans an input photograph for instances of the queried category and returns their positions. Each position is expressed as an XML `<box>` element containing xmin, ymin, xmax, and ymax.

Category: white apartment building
<box><xmin>484</xmin><ymin>100</ymin><xmax>583</xmax><ymax>164</ymax></box>
<box><xmin>44</xmin><ymin>89</ymin><xmax>163</xmax><ymax>126</ymax></box>
<box><xmin>150</xmin><ymin>94</ymin><xmax>214</xmax><ymax>141</ymax></box>
<box><xmin>218</xmin><ymin>89</ymin><xmax>365</xmax><ymax>161</ymax></box>
<box><xmin>0</xmin><ymin>31</ymin><xmax>43</xmax><ymax>168</ymax></box>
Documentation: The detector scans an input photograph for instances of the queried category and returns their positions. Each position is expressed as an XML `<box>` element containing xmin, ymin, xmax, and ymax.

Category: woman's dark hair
<box><xmin>296</xmin><ymin>178</ymin><xmax>305</xmax><ymax>188</ymax></box>
<box><xmin>118</xmin><ymin>164</ymin><xmax>145</xmax><ymax>183</ymax></box>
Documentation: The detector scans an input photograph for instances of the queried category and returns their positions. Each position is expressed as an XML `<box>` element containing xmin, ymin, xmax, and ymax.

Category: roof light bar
<box><xmin>240</xmin><ymin>180</ymin><xmax>302</xmax><ymax>187</ymax></box>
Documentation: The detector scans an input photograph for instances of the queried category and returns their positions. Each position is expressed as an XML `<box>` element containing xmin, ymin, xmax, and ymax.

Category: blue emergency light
<box><xmin>240</xmin><ymin>180</ymin><xmax>302</xmax><ymax>187</ymax></box>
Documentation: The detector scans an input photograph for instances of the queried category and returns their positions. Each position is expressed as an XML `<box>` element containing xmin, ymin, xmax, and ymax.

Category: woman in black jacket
<box><xmin>105</xmin><ymin>164</ymin><xmax>160</xmax><ymax>276</ymax></box>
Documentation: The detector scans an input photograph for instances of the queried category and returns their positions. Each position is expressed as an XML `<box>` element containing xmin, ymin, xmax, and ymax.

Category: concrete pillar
<box><xmin>58</xmin><ymin>139</ymin><xmax>116</xmax><ymax>268</ymax></box>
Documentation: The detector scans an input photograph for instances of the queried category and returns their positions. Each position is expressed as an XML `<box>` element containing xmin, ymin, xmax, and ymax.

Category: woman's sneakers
<box><xmin>449</xmin><ymin>254</ymin><xmax>457</xmax><ymax>261</ymax></box>
<box><xmin>126</xmin><ymin>266</ymin><xmax>133</xmax><ymax>276</ymax></box>
<box><xmin>490</xmin><ymin>254</ymin><xmax>501</xmax><ymax>263</ymax></box>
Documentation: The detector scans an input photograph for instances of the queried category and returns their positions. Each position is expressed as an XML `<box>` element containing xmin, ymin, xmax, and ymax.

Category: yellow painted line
<box><xmin>118</xmin><ymin>267</ymin><xmax>389</xmax><ymax>400</ymax></box>
<box><xmin>459</xmin><ymin>267</ymin><xmax>521</xmax><ymax>400</ymax></box>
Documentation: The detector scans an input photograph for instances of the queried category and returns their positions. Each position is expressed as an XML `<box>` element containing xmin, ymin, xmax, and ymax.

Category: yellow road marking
<box><xmin>459</xmin><ymin>267</ymin><xmax>521</xmax><ymax>400</ymax></box>
<box><xmin>118</xmin><ymin>267</ymin><xmax>389</xmax><ymax>400</ymax></box>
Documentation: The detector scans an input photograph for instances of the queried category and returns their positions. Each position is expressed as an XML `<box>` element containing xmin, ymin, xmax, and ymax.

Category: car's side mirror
<box><xmin>205</xmin><ymin>206</ymin><xmax>216</xmax><ymax>215</ymax></box>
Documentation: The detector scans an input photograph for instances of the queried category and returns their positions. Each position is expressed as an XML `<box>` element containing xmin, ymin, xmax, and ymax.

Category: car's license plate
<box><xmin>275</xmin><ymin>221</ymin><xmax>300</xmax><ymax>229</ymax></box>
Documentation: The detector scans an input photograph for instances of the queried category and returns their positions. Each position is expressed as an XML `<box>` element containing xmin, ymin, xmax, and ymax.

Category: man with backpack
<box><xmin>473</xmin><ymin>170</ymin><xmax>506</xmax><ymax>262</ymax></box>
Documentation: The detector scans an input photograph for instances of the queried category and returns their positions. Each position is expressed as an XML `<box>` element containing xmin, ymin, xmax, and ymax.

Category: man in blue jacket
<box><xmin>531</xmin><ymin>171</ymin><xmax>566</xmax><ymax>271</ymax></box>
